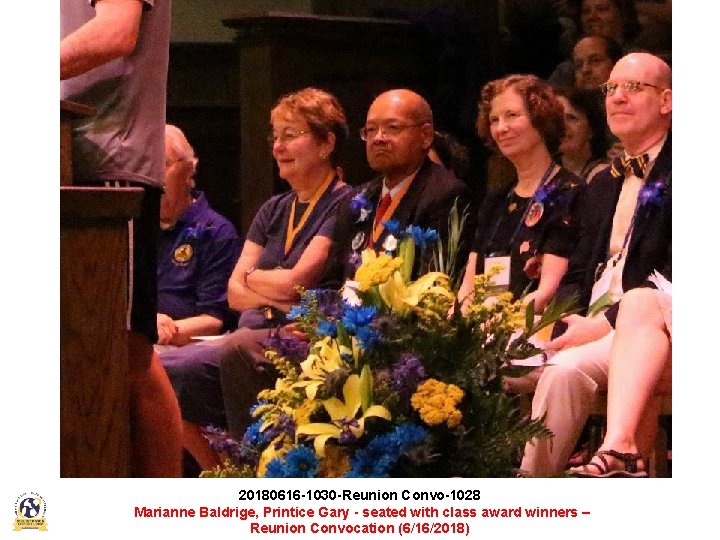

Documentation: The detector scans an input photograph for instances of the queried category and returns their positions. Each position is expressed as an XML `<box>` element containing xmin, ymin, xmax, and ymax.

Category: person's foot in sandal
<box><xmin>569</xmin><ymin>449</ymin><xmax>648</xmax><ymax>477</ymax></box>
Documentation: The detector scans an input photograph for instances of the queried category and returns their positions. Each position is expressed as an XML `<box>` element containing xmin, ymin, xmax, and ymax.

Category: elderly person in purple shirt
<box><xmin>156</xmin><ymin>125</ymin><xmax>241</xmax><ymax>346</ymax></box>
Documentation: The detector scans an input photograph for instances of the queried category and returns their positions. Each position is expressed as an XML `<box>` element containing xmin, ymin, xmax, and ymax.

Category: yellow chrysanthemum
<box><xmin>354</xmin><ymin>249</ymin><xmax>403</xmax><ymax>291</ymax></box>
<box><xmin>411</xmin><ymin>378</ymin><xmax>465</xmax><ymax>428</ymax></box>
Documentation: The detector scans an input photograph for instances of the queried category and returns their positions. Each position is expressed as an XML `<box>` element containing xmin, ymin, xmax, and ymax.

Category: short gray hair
<box><xmin>165</xmin><ymin>124</ymin><xmax>198</xmax><ymax>182</ymax></box>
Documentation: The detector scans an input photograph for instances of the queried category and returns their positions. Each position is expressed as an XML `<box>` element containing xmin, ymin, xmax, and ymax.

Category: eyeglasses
<box><xmin>267</xmin><ymin>130</ymin><xmax>309</xmax><ymax>145</ymax></box>
<box><xmin>359</xmin><ymin>123</ymin><xmax>425</xmax><ymax>141</ymax></box>
<box><xmin>600</xmin><ymin>81</ymin><xmax>663</xmax><ymax>96</ymax></box>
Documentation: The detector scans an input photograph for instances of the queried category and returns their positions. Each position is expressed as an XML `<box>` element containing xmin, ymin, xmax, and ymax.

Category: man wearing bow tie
<box><xmin>519</xmin><ymin>52</ymin><xmax>672</xmax><ymax>477</ymax></box>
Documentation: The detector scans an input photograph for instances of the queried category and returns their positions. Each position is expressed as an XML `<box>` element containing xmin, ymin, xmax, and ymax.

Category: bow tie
<box><xmin>610</xmin><ymin>154</ymin><xmax>649</xmax><ymax>179</ymax></box>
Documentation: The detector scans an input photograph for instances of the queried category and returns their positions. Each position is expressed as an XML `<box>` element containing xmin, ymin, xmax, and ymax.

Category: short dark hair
<box><xmin>431</xmin><ymin>131</ymin><xmax>470</xmax><ymax>179</ymax></box>
<box><xmin>477</xmin><ymin>74</ymin><xmax>565</xmax><ymax>155</ymax></box>
<box><xmin>569</xmin><ymin>0</ymin><xmax>642</xmax><ymax>44</ymax></box>
<box><xmin>555</xmin><ymin>86</ymin><xmax>610</xmax><ymax>160</ymax></box>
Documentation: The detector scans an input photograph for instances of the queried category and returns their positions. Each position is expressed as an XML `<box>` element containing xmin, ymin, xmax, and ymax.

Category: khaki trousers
<box><xmin>520</xmin><ymin>332</ymin><xmax>614</xmax><ymax>477</ymax></box>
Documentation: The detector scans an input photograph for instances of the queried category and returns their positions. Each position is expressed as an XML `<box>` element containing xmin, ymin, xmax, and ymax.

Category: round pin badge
<box><xmin>173</xmin><ymin>244</ymin><xmax>193</xmax><ymax>264</ymax></box>
<box><xmin>382</xmin><ymin>234</ymin><xmax>398</xmax><ymax>252</ymax></box>
<box><xmin>525</xmin><ymin>202</ymin><xmax>544</xmax><ymax>227</ymax></box>
<box><xmin>351</xmin><ymin>231</ymin><xmax>366</xmax><ymax>251</ymax></box>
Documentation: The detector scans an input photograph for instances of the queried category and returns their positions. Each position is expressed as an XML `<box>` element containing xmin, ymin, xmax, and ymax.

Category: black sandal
<box><xmin>570</xmin><ymin>450</ymin><xmax>648</xmax><ymax>478</ymax></box>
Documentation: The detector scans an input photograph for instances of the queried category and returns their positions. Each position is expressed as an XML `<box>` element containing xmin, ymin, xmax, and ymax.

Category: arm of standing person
<box><xmin>60</xmin><ymin>0</ymin><xmax>144</xmax><ymax>80</ymax></box>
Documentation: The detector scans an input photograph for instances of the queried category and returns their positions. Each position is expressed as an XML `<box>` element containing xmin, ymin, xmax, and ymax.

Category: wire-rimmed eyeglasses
<box><xmin>600</xmin><ymin>81</ymin><xmax>663</xmax><ymax>96</ymax></box>
<box><xmin>359</xmin><ymin>123</ymin><xmax>426</xmax><ymax>141</ymax></box>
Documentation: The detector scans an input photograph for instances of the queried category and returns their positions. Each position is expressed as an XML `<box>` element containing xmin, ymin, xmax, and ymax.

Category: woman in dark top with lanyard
<box><xmin>457</xmin><ymin>74</ymin><xmax>584</xmax><ymax>312</ymax></box>
<box><xmin>161</xmin><ymin>88</ymin><xmax>353</xmax><ymax>470</ymax></box>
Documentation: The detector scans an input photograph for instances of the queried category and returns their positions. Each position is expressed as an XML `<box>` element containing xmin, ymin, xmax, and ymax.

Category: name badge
<box><xmin>484</xmin><ymin>254</ymin><xmax>511</xmax><ymax>292</ymax></box>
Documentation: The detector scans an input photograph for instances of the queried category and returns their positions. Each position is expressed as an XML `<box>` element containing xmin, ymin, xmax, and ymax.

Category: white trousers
<box><xmin>520</xmin><ymin>331</ymin><xmax>615</xmax><ymax>477</ymax></box>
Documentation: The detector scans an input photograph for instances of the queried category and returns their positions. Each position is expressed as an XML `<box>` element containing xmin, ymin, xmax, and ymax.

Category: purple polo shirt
<box><xmin>157</xmin><ymin>192</ymin><xmax>241</xmax><ymax>330</ymax></box>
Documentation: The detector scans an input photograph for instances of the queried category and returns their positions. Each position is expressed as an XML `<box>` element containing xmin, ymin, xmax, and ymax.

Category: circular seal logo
<box><xmin>525</xmin><ymin>202</ymin><xmax>544</xmax><ymax>227</ymax></box>
<box><xmin>14</xmin><ymin>492</ymin><xmax>47</xmax><ymax>531</ymax></box>
<box><xmin>173</xmin><ymin>244</ymin><xmax>193</xmax><ymax>265</ymax></box>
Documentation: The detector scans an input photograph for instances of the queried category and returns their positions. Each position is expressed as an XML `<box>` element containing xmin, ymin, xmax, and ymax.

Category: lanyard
<box><xmin>285</xmin><ymin>170</ymin><xmax>335</xmax><ymax>255</ymax></box>
<box><xmin>609</xmin><ymin>190</ymin><xmax>643</xmax><ymax>267</ymax></box>
<box><xmin>369</xmin><ymin>176</ymin><xmax>415</xmax><ymax>246</ymax></box>
<box><xmin>483</xmin><ymin>160</ymin><xmax>557</xmax><ymax>256</ymax></box>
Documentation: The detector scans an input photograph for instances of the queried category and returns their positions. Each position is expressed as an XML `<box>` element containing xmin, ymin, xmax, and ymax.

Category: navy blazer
<box><xmin>557</xmin><ymin>132</ymin><xmax>672</xmax><ymax>326</ymax></box>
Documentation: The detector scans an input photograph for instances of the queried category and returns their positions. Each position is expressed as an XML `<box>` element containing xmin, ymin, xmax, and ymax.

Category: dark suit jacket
<box><xmin>334</xmin><ymin>158</ymin><xmax>476</xmax><ymax>281</ymax></box>
<box><xmin>557</xmin><ymin>133</ymin><xmax>672</xmax><ymax>327</ymax></box>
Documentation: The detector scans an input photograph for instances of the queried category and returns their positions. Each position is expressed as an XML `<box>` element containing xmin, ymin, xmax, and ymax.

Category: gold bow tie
<box><xmin>610</xmin><ymin>154</ymin><xmax>649</xmax><ymax>179</ymax></box>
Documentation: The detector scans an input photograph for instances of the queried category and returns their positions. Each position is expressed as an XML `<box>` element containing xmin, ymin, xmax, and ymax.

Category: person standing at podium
<box><xmin>61</xmin><ymin>0</ymin><xmax>182</xmax><ymax>477</ymax></box>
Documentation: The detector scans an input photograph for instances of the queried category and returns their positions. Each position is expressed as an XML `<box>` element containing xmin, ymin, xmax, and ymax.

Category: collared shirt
<box><xmin>380</xmin><ymin>165</ymin><xmax>422</xmax><ymax>199</ymax></box>
<box><xmin>604</xmin><ymin>133</ymin><xmax>668</xmax><ymax>301</ymax></box>
<box><xmin>157</xmin><ymin>191</ymin><xmax>241</xmax><ymax>329</ymax></box>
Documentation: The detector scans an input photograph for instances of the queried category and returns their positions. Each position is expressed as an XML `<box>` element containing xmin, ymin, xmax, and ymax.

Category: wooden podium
<box><xmin>60</xmin><ymin>101</ymin><xmax>142</xmax><ymax>477</ymax></box>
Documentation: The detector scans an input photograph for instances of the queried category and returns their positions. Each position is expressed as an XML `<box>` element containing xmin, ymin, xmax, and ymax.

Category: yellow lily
<box><xmin>295</xmin><ymin>374</ymin><xmax>391</xmax><ymax>457</ymax></box>
<box><xmin>378</xmin><ymin>270</ymin><xmax>449</xmax><ymax>317</ymax></box>
<box><xmin>292</xmin><ymin>336</ymin><xmax>352</xmax><ymax>400</ymax></box>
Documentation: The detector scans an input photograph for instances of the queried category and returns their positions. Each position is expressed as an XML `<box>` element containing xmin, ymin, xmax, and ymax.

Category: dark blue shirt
<box><xmin>157</xmin><ymin>191</ymin><xmax>241</xmax><ymax>331</ymax></box>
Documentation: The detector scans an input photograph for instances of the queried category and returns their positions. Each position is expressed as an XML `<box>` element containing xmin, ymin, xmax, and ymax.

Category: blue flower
<box><xmin>391</xmin><ymin>354</ymin><xmax>427</xmax><ymax>399</ymax></box>
<box><xmin>639</xmin><ymin>180</ymin><xmax>667</xmax><ymax>207</ymax></box>
<box><xmin>264</xmin><ymin>446</ymin><xmax>319</xmax><ymax>478</ymax></box>
<box><xmin>355</xmin><ymin>325</ymin><xmax>380</xmax><ymax>350</ymax></box>
<box><xmin>381</xmin><ymin>219</ymin><xmax>408</xmax><ymax>238</ymax></box>
<box><xmin>262</xmin><ymin>333</ymin><xmax>310</xmax><ymax>363</ymax></box>
<box><xmin>263</xmin><ymin>414</ymin><xmax>296</xmax><ymax>447</ymax></box>
<box><xmin>286</xmin><ymin>305</ymin><xmax>308</xmax><ymax>321</ymax></box>
<box><xmin>341</xmin><ymin>304</ymin><xmax>378</xmax><ymax>334</ymax></box>
<box><xmin>312</xmin><ymin>289</ymin><xmax>343</xmax><ymax>319</ymax></box>
<box><xmin>406</xmin><ymin>226</ymin><xmax>439</xmax><ymax>250</ymax></box>
<box><xmin>350</xmin><ymin>191</ymin><xmax>373</xmax><ymax>222</ymax></box>
<box><xmin>346</xmin><ymin>424</ymin><xmax>428</xmax><ymax>477</ymax></box>
<box><xmin>241</xmin><ymin>419</ymin><xmax>267</xmax><ymax>447</ymax></box>
<box><xmin>317</xmin><ymin>320</ymin><xmax>338</xmax><ymax>338</ymax></box>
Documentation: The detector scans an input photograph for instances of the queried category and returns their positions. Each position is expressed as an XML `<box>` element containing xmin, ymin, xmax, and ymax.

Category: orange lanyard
<box><xmin>285</xmin><ymin>170</ymin><xmax>335</xmax><ymax>255</ymax></box>
<box><xmin>370</xmin><ymin>177</ymin><xmax>414</xmax><ymax>246</ymax></box>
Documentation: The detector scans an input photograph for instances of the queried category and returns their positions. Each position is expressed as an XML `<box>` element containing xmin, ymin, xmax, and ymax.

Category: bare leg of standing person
<box><xmin>129</xmin><ymin>334</ymin><xmax>183</xmax><ymax>477</ymax></box>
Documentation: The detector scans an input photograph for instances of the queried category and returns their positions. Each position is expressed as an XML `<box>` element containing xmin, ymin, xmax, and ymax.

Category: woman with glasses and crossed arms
<box><xmin>456</xmin><ymin>74</ymin><xmax>585</xmax><ymax>314</ymax></box>
<box><xmin>160</xmin><ymin>87</ymin><xmax>354</xmax><ymax>471</ymax></box>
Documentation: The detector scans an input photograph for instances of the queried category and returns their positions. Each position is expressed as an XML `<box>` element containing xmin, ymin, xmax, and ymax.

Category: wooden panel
<box><xmin>60</xmin><ymin>187</ymin><xmax>142</xmax><ymax>477</ymax></box>
<box><xmin>61</xmin><ymin>224</ymin><xmax>130</xmax><ymax>477</ymax></box>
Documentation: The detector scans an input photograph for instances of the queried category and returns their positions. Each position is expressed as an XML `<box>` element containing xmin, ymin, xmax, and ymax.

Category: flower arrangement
<box><xmin>201</xmin><ymin>223</ymin><xmax>574</xmax><ymax>478</ymax></box>
<box><xmin>638</xmin><ymin>178</ymin><xmax>669</xmax><ymax>208</ymax></box>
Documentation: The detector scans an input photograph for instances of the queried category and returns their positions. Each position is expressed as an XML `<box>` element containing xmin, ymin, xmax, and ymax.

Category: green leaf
<box><xmin>587</xmin><ymin>292</ymin><xmax>613</xmax><ymax>317</ymax></box>
<box><xmin>359</xmin><ymin>364</ymin><xmax>372</xmax><ymax>412</ymax></box>
<box><xmin>399</xmin><ymin>236</ymin><xmax>415</xmax><ymax>284</ymax></box>
<box><xmin>525</xmin><ymin>299</ymin><xmax>535</xmax><ymax>331</ymax></box>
